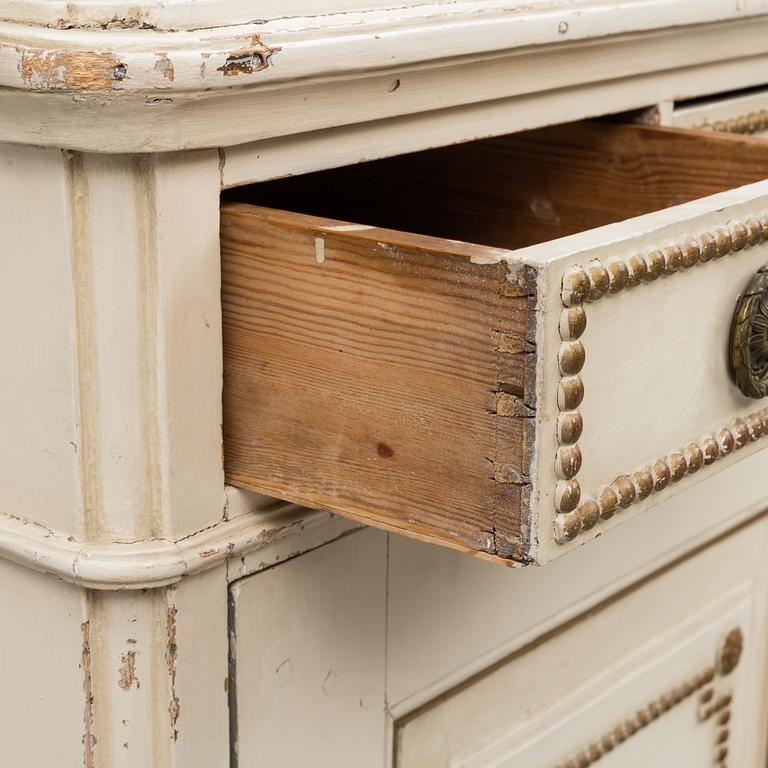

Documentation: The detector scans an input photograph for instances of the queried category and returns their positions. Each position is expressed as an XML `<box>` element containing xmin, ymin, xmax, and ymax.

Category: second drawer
<box><xmin>221</xmin><ymin>120</ymin><xmax>768</xmax><ymax>565</ymax></box>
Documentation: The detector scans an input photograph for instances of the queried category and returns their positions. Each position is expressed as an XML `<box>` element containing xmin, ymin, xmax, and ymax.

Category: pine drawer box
<box><xmin>221</xmin><ymin>120</ymin><xmax>768</xmax><ymax>566</ymax></box>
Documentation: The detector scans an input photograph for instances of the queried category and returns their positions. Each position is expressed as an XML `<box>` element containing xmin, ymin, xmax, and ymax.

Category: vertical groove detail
<box><xmin>133</xmin><ymin>154</ymin><xmax>167</xmax><ymax>539</ymax></box>
<box><xmin>66</xmin><ymin>150</ymin><xmax>103</xmax><ymax>541</ymax></box>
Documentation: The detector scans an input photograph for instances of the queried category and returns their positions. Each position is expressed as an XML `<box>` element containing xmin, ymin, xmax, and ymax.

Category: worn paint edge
<box><xmin>2</xmin><ymin>9</ymin><xmax>768</xmax><ymax>97</ymax></box>
<box><xmin>0</xmin><ymin>504</ymin><xmax>355</xmax><ymax>589</ymax></box>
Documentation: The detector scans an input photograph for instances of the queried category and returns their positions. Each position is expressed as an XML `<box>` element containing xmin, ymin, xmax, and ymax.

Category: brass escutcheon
<box><xmin>730</xmin><ymin>265</ymin><xmax>768</xmax><ymax>398</ymax></box>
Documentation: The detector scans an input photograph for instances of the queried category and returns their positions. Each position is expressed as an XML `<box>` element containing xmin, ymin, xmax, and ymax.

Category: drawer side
<box><xmin>221</xmin><ymin>204</ymin><xmax>538</xmax><ymax>562</ymax></box>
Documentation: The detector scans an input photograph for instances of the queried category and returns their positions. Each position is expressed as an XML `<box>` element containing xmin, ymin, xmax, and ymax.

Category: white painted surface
<box><xmin>153</xmin><ymin>151</ymin><xmax>225</xmax><ymax>538</ymax></box>
<box><xmin>4</xmin><ymin>4</ymin><xmax>768</xmax><ymax>764</ymax></box>
<box><xmin>222</xmin><ymin>52</ymin><xmax>768</xmax><ymax>186</ymax></box>
<box><xmin>386</xmin><ymin>449</ymin><xmax>768</xmax><ymax>711</ymax></box>
<box><xmin>396</xmin><ymin>519</ymin><xmax>768</xmax><ymax>766</ymax></box>
<box><xmin>1</xmin><ymin>9</ymin><xmax>768</xmax><ymax>150</ymax></box>
<box><xmin>0</xmin><ymin>558</ymin><xmax>87</xmax><ymax>766</ymax></box>
<box><xmin>672</xmin><ymin>88</ymin><xmax>768</xmax><ymax>134</ymax></box>
<box><xmin>0</xmin><ymin>144</ymin><xmax>82</xmax><ymax>534</ymax></box>
<box><xmin>233</xmin><ymin>528</ymin><xmax>388</xmax><ymax>768</ymax></box>
<box><xmin>88</xmin><ymin>588</ymin><xmax>171</xmax><ymax>765</ymax></box>
<box><xmin>171</xmin><ymin>567</ymin><xmax>230</xmax><ymax>768</ymax></box>
<box><xmin>0</xmin><ymin>501</ymin><xmax>352</xmax><ymax>589</ymax></box>
<box><xmin>578</xmin><ymin>236</ymin><xmax>765</xmax><ymax>488</ymax></box>
<box><xmin>2</xmin><ymin>0</ymin><xmax>768</xmax><ymax>33</ymax></box>
<box><xmin>510</xmin><ymin>180</ymin><xmax>768</xmax><ymax>562</ymax></box>
<box><xmin>68</xmin><ymin>150</ymin><xmax>224</xmax><ymax>543</ymax></box>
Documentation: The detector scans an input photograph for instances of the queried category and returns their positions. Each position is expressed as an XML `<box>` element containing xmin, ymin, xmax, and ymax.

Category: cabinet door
<box><xmin>395</xmin><ymin>517</ymin><xmax>768</xmax><ymax>767</ymax></box>
<box><xmin>230</xmin><ymin>528</ymin><xmax>388</xmax><ymax>768</ymax></box>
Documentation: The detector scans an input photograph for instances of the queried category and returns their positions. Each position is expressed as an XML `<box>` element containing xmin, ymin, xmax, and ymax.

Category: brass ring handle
<box><xmin>730</xmin><ymin>265</ymin><xmax>768</xmax><ymax>398</ymax></box>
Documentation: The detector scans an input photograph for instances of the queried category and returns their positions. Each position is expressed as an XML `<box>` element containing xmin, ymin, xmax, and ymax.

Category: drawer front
<box><xmin>396</xmin><ymin>517</ymin><xmax>768</xmax><ymax>767</ymax></box>
<box><xmin>671</xmin><ymin>89</ymin><xmax>768</xmax><ymax>136</ymax></box>
<box><xmin>222</xmin><ymin>122</ymin><xmax>768</xmax><ymax>565</ymax></box>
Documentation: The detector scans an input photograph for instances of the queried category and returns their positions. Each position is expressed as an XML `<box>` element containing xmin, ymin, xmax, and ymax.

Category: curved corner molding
<box><xmin>0</xmin><ymin>506</ymin><xmax>343</xmax><ymax>590</ymax></box>
<box><xmin>555</xmin><ymin>214</ymin><xmax>768</xmax><ymax>545</ymax></box>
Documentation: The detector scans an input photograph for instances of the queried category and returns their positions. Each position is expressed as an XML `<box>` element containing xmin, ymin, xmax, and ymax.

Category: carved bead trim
<box><xmin>716</xmin><ymin>627</ymin><xmax>744</xmax><ymax>677</ymax></box>
<box><xmin>555</xmin><ymin>216</ymin><xmax>768</xmax><ymax>545</ymax></box>
<box><xmin>555</xmin><ymin>627</ymin><xmax>742</xmax><ymax>768</ymax></box>
<box><xmin>556</xmin><ymin>668</ymin><xmax>713</xmax><ymax>768</ymax></box>
<box><xmin>695</xmin><ymin>110</ymin><xmax>768</xmax><ymax>135</ymax></box>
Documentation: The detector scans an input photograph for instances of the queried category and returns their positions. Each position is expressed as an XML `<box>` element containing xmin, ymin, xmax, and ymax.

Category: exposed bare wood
<box><xmin>221</xmin><ymin>206</ymin><xmax>536</xmax><ymax>561</ymax></box>
<box><xmin>227</xmin><ymin>122</ymin><xmax>768</xmax><ymax>250</ymax></box>
<box><xmin>221</xmin><ymin>121</ymin><xmax>768</xmax><ymax>563</ymax></box>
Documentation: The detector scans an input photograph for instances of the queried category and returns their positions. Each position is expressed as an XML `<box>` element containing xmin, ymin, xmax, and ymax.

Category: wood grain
<box><xmin>222</xmin><ymin>120</ymin><xmax>768</xmax><ymax>564</ymax></box>
<box><xmin>227</xmin><ymin>122</ymin><xmax>768</xmax><ymax>250</ymax></box>
<box><xmin>221</xmin><ymin>206</ymin><xmax>536</xmax><ymax>562</ymax></box>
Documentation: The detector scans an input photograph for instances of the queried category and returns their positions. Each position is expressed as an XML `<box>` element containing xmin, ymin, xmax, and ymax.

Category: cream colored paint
<box><xmin>0</xmin><ymin>0</ymin><xmax>765</xmax><ymax>33</ymax></box>
<box><xmin>232</xmin><ymin>528</ymin><xmax>388</xmax><ymax>768</ymax></box>
<box><xmin>3</xmin><ymin>2</ymin><xmax>768</xmax><ymax>766</ymax></box>
<box><xmin>671</xmin><ymin>88</ymin><xmax>768</xmax><ymax>134</ymax></box>
<box><xmin>221</xmin><ymin>49</ymin><xmax>768</xmax><ymax>187</ymax></box>
<box><xmin>396</xmin><ymin>520</ymin><xmax>768</xmax><ymax>766</ymax></box>
<box><xmin>59</xmin><ymin>150</ymin><xmax>225</xmax><ymax>543</ymax></box>
<box><xmin>508</xmin><ymin>181</ymin><xmax>768</xmax><ymax>563</ymax></box>
<box><xmin>0</xmin><ymin>558</ymin><xmax>87</xmax><ymax>765</ymax></box>
<box><xmin>170</xmin><ymin>567</ymin><xmax>229</xmax><ymax>768</ymax></box>
<box><xmin>1</xmin><ymin>13</ymin><xmax>768</xmax><ymax>151</ymax></box>
<box><xmin>386</xmin><ymin>448</ymin><xmax>768</xmax><ymax>710</ymax></box>
<box><xmin>0</xmin><ymin>500</ymin><xmax>353</xmax><ymax>589</ymax></box>
<box><xmin>152</xmin><ymin>151</ymin><xmax>225</xmax><ymax>538</ymax></box>
<box><xmin>0</xmin><ymin>144</ymin><xmax>83</xmax><ymax>534</ymax></box>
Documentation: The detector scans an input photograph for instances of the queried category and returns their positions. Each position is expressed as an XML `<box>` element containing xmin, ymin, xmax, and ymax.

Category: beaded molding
<box><xmin>554</xmin><ymin>627</ymin><xmax>742</xmax><ymax>768</ymax></box>
<box><xmin>555</xmin><ymin>215</ymin><xmax>768</xmax><ymax>545</ymax></box>
<box><xmin>695</xmin><ymin>109</ymin><xmax>768</xmax><ymax>135</ymax></box>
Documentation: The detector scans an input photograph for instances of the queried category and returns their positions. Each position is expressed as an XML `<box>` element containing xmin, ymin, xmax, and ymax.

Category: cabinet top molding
<box><xmin>0</xmin><ymin>0</ymin><xmax>767</xmax><ymax>151</ymax></box>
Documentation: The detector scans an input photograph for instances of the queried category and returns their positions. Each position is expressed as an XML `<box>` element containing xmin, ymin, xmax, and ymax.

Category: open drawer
<box><xmin>221</xmin><ymin>121</ymin><xmax>768</xmax><ymax>565</ymax></box>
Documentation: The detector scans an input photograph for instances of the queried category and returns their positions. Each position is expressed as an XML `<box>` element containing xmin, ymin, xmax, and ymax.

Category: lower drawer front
<box><xmin>222</xmin><ymin>120</ymin><xmax>768</xmax><ymax>565</ymax></box>
<box><xmin>396</xmin><ymin>517</ymin><xmax>768</xmax><ymax>767</ymax></box>
<box><xmin>671</xmin><ymin>88</ymin><xmax>768</xmax><ymax>136</ymax></box>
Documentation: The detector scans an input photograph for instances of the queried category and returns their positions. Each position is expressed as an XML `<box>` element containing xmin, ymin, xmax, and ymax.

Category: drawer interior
<box><xmin>221</xmin><ymin>120</ymin><xmax>768</xmax><ymax>564</ymax></box>
<box><xmin>224</xmin><ymin>120</ymin><xmax>768</xmax><ymax>250</ymax></box>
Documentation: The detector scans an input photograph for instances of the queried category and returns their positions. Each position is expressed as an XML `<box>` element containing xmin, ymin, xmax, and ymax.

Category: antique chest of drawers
<box><xmin>4</xmin><ymin>2</ymin><xmax>768</xmax><ymax>766</ymax></box>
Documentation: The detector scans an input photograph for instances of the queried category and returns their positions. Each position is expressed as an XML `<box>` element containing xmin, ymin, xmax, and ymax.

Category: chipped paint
<box><xmin>55</xmin><ymin>6</ymin><xmax>156</xmax><ymax>30</ymax></box>
<box><xmin>166</xmin><ymin>599</ymin><xmax>180</xmax><ymax>741</ymax></box>
<box><xmin>118</xmin><ymin>650</ymin><xmax>140</xmax><ymax>690</ymax></box>
<box><xmin>81</xmin><ymin>621</ymin><xmax>96</xmax><ymax>768</ymax></box>
<box><xmin>217</xmin><ymin>36</ymin><xmax>278</xmax><ymax>77</ymax></box>
<box><xmin>20</xmin><ymin>49</ymin><xmax>127</xmax><ymax>92</ymax></box>
<box><xmin>154</xmin><ymin>53</ymin><xmax>174</xmax><ymax>82</ymax></box>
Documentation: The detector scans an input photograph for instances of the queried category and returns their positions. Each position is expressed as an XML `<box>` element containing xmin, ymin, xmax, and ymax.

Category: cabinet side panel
<box><xmin>0</xmin><ymin>144</ymin><xmax>82</xmax><ymax>533</ymax></box>
<box><xmin>0</xmin><ymin>559</ymin><xmax>87</xmax><ymax>765</ymax></box>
